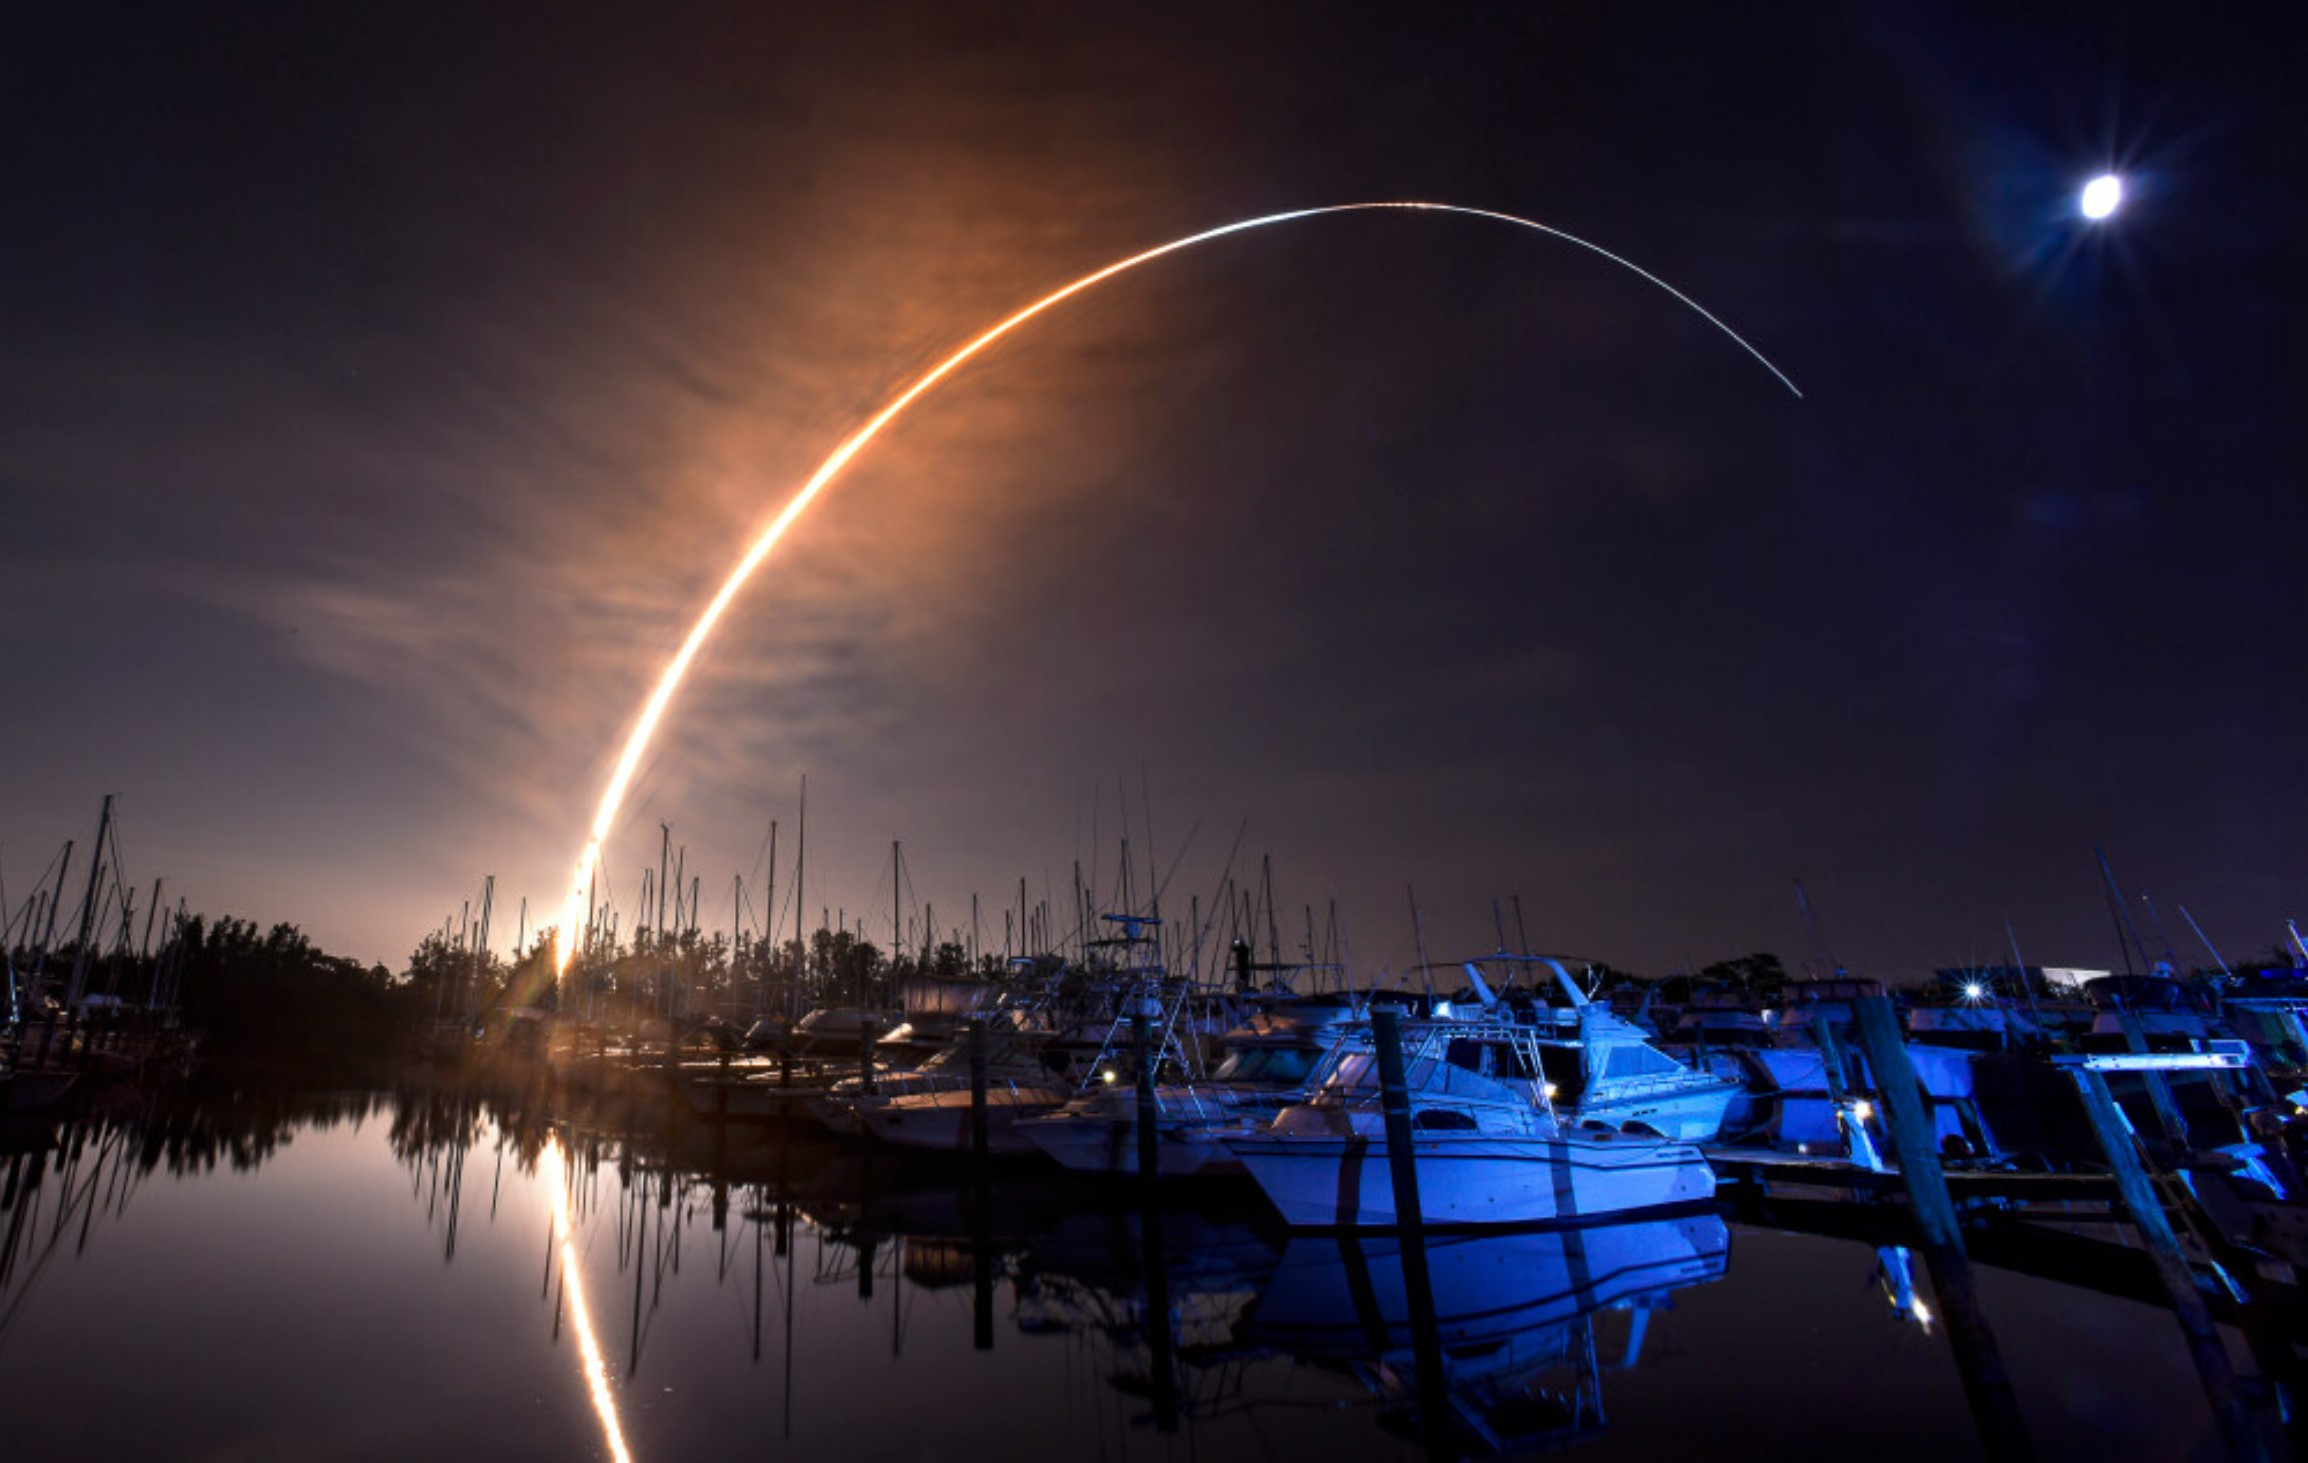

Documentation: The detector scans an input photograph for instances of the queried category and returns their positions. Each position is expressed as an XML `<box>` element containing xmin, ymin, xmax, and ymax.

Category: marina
<box><xmin>9</xmin><ymin>930</ymin><xmax>2308</xmax><ymax>1462</ymax></box>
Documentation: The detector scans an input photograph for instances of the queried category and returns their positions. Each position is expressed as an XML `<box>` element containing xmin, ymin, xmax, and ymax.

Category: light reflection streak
<box><xmin>552</xmin><ymin>201</ymin><xmax>1802</xmax><ymax>970</ymax></box>
<box><xmin>543</xmin><ymin>1138</ymin><xmax>633</xmax><ymax>1463</ymax></box>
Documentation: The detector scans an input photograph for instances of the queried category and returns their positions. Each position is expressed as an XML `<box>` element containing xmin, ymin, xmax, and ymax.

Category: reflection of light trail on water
<box><xmin>552</xmin><ymin>202</ymin><xmax>1802</xmax><ymax>971</ymax></box>
<box><xmin>542</xmin><ymin>1138</ymin><xmax>633</xmax><ymax>1463</ymax></box>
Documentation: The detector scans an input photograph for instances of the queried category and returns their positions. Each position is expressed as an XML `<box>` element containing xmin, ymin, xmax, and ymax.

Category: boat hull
<box><xmin>855</xmin><ymin>1085</ymin><xmax>1073</xmax><ymax>1155</ymax></box>
<box><xmin>1017</xmin><ymin>1112</ymin><xmax>1251</xmax><ymax>1177</ymax></box>
<box><xmin>1225</xmin><ymin>1126</ymin><xmax>1713</xmax><ymax>1228</ymax></box>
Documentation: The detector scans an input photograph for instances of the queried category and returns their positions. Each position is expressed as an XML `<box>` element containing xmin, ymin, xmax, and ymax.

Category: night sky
<box><xmin>4</xmin><ymin>3</ymin><xmax>2300</xmax><ymax>980</ymax></box>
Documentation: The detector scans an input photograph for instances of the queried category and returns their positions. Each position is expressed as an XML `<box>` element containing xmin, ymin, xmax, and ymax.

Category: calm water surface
<box><xmin>0</xmin><ymin>1084</ymin><xmax>2255</xmax><ymax>1461</ymax></box>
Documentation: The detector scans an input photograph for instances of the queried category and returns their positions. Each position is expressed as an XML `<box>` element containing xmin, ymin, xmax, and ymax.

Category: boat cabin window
<box><xmin>1443</xmin><ymin>1038</ymin><xmax>1536</xmax><ymax>1080</ymax></box>
<box><xmin>1213</xmin><ymin>1047</ymin><xmax>1317</xmax><ymax>1086</ymax></box>
<box><xmin>1601</xmin><ymin>1044</ymin><xmax>1683</xmax><ymax>1080</ymax></box>
<box><xmin>1536</xmin><ymin>1043</ymin><xmax>1585</xmax><ymax>1103</ymax></box>
<box><xmin>1327</xmin><ymin>1052</ymin><xmax>1378</xmax><ymax>1092</ymax></box>
<box><xmin>1413</xmin><ymin>1108</ymin><xmax>1479</xmax><ymax>1131</ymax></box>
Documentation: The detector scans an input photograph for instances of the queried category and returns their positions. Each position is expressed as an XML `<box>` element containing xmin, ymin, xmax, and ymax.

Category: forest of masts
<box><xmin>419</xmin><ymin>818</ymin><xmax>1363</xmax><ymax>1035</ymax></box>
<box><xmin>3</xmin><ymin>794</ymin><xmax>195</xmax><ymax>1023</ymax></box>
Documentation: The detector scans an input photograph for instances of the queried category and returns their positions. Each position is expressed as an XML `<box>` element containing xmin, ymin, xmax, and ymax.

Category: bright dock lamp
<box><xmin>2080</xmin><ymin>173</ymin><xmax>2124</xmax><ymax>221</ymax></box>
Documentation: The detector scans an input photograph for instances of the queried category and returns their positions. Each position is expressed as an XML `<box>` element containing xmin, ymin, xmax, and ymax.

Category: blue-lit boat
<box><xmin>1224</xmin><ymin>1017</ymin><xmax>1715</xmax><ymax>1227</ymax></box>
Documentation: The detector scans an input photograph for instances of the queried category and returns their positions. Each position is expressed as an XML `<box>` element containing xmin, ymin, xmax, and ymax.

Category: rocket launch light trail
<box><xmin>552</xmin><ymin>202</ymin><xmax>1800</xmax><ymax>973</ymax></box>
<box><xmin>541</xmin><ymin>1137</ymin><xmax>632</xmax><ymax>1463</ymax></box>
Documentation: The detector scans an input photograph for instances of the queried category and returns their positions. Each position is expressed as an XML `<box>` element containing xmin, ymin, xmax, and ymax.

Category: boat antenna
<box><xmin>1793</xmin><ymin>877</ymin><xmax>1842</xmax><ymax>982</ymax></box>
<box><xmin>2177</xmin><ymin>905</ymin><xmax>2232</xmax><ymax>980</ymax></box>
<box><xmin>2004</xmin><ymin>920</ymin><xmax>2048</xmax><ymax>1034</ymax></box>
<box><xmin>1403</xmin><ymin>876</ymin><xmax>1421</xmax><ymax>1001</ymax></box>
<box><xmin>2094</xmin><ymin>847</ymin><xmax>2152</xmax><ymax>977</ymax></box>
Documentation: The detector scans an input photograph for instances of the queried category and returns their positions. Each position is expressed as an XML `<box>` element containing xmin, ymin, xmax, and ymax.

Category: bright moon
<box><xmin>2080</xmin><ymin>173</ymin><xmax>2124</xmax><ymax>221</ymax></box>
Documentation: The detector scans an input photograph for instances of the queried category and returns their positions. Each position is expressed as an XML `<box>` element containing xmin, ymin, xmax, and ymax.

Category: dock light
<box><xmin>1851</xmin><ymin>1100</ymin><xmax>1874</xmax><ymax>1122</ymax></box>
<box><xmin>1962</xmin><ymin>981</ymin><xmax>1986</xmax><ymax>1003</ymax></box>
<box><xmin>1912</xmin><ymin>1297</ymin><xmax>1934</xmax><ymax>1327</ymax></box>
<box><xmin>1542</xmin><ymin>1082</ymin><xmax>1558</xmax><ymax>1100</ymax></box>
<box><xmin>1101</xmin><ymin>1069</ymin><xmax>1118</xmax><ymax>1085</ymax></box>
<box><xmin>2080</xmin><ymin>173</ymin><xmax>2124</xmax><ymax>221</ymax></box>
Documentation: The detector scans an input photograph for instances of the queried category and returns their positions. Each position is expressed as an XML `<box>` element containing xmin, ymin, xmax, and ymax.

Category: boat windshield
<box><xmin>1211</xmin><ymin>1047</ymin><xmax>1317</xmax><ymax>1085</ymax></box>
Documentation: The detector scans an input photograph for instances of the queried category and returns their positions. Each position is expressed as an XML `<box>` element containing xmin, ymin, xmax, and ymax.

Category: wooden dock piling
<box><xmin>1371</xmin><ymin>1010</ymin><xmax>1425</xmax><ymax>1234</ymax></box>
<box><xmin>968</xmin><ymin>1017</ymin><xmax>990</xmax><ymax>1161</ymax></box>
<box><xmin>2063</xmin><ymin>1058</ymin><xmax>2268</xmax><ymax>1463</ymax></box>
<box><xmin>1371</xmin><ymin>1011</ymin><xmax>1450</xmax><ymax>1454</ymax></box>
<box><xmin>1132</xmin><ymin>1010</ymin><xmax>1160</xmax><ymax>1181</ymax></box>
<box><xmin>1851</xmin><ymin>993</ymin><xmax>2034</xmax><ymax>1460</ymax></box>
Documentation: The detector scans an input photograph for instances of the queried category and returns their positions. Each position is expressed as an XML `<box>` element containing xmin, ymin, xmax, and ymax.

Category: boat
<box><xmin>811</xmin><ymin>1018</ymin><xmax>1076</xmax><ymax>1136</ymax></box>
<box><xmin>1224</xmin><ymin>1017</ymin><xmax>1715</xmax><ymax>1228</ymax></box>
<box><xmin>1016</xmin><ymin>991</ymin><xmax>1357</xmax><ymax>1177</ymax></box>
<box><xmin>860</xmin><ymin>912</ymin><xmax>1183</xmax><ymax>1156</ymax></box>
<box><xmin>1488</xmin><ymin>957</ymin><xmax>1741</xmax><ymax>1142</ymax></box>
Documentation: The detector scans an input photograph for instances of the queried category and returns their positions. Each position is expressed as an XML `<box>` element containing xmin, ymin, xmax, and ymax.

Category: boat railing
<box><xmin>1150</xmin><ymin>1086</ymin><xmax>1241</xmax><ymax>1125</ymax></box>
<box><xmin>1590</xmin><ymin>1068</ymin><xmax>1731</xmax><ymax>1103</ymax></box>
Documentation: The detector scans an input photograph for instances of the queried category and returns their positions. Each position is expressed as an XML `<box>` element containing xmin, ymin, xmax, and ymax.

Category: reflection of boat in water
<box><xmin>1241</xmin><ymin>1213</ymin><xmax>1730</xmax><ymax>1454</ymax></box>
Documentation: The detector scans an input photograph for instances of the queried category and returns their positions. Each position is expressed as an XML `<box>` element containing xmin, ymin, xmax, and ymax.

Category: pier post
<box><xmin>1851</xmin><ymin>994</ymin><xmax>2033</xmax><ymax>1461</ymax></box>
<box><xmin>2114</xmin><ymin>1008</ymin><xmax>2189</xmax><ymax>1149</ymax></box>
<box><xmin>859</xmin><ymin>1018</ymin><xmax>878</xmax><ymax>1097</ymax></box>
<box><xmin>971</xmin><ymin>1174</ymin><xmax>994</xmax><ymax>1351</ymax></box>
<box><xmin>969</xmin><ymin>1020</ymin><xmax>994</xmax><ymax>1349</ymax></box>
<box><xmin>1372</xmin><ymin>1010</ymin><xmax>1451</xmax><ymax>1455</ymax></box>
<box><xmin>1132</xmin><ymin>1010</ymin><xmax>1160</xmax><ymax>1181</ymax></box>
<box><xmin>2069</xmin><ymin>1066</ymin><xmax>2267</xmax><ymax>1462</ymax></box>
<box><xmin>1131</xmin><ymin>1006</ymin><xmax>1180</xmax><ymax>1428</ymax></box>
<box><xmin>969</xmin><ymin>1018</ymin><xmax>990</xmax><ymax>1161</ymax></box>
<box><xmin>711</xmin><ymin>1081</ymin><xmax>729</xmax><ymax>1233</ymax></box>
<box><xmin>1371</xmin><ymin>1010</ymin><xmax>1425</xmax><ymax>1233</ymax></box>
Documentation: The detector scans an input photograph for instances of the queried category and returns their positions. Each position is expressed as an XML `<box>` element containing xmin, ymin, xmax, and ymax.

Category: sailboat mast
<box><xmin>0</xmin><ymin>855</ymin><xmax>17</xmax><ymax>1025</ymax></box>
<box><xmin>1261</xmin><ymin>855</ymin><xmax>1282</xmax><ymax>974</ymax></box>
<box><xmin>64</xmin><ymin>794</ymin><xmax>113</xmax><ymax>1011</ymax></box>
<box><xmin>765</xmin><ymin>820</ymin><xmax>779</xmax><ymax>948</ymax></box>
<box><xmin>30</xmin><ymin>839</ymin><xmax>72</xmax><ymax>1002</ymax></box>
<box><xmin>1407</xmin><ymin>884</ymin><xmax>1432</xmax><ymax>995</ymax></box>
<box><xmin>794</xmin><ymin>775</ymin><xmax>807</xmax><ymax>1012</ymax></box>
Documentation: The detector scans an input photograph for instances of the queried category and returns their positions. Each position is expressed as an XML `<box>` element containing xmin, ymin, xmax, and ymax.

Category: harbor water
<box><xmin>0</xmin><ymin>1082</ymin><xmax>2262</xmax><ymax>1462</ymax></box>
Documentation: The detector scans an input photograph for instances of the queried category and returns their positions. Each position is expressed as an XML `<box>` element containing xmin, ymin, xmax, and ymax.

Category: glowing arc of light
<box><xmin>553</xmin><ymin>201</ymin><xmax>1801</xmax><ymax>973</ymax></box>
<box><xmin>543</xmin><ymin>1138</ymin><xmax>633</xmax><ymax>1463</ymax></box>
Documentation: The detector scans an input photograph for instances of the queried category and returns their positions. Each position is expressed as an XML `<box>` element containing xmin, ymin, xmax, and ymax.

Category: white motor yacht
<box><xmin>1225</xmin><ymin>1017</ymin><xmax>1714</xmax><ymax>1228</ymax></box>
